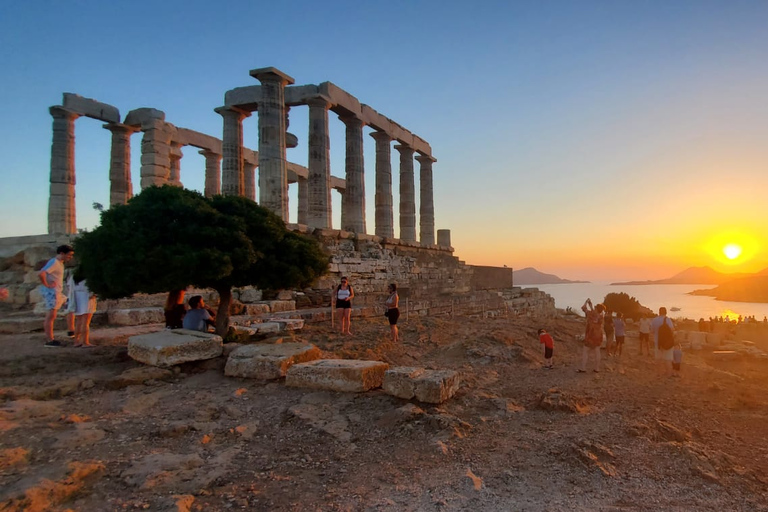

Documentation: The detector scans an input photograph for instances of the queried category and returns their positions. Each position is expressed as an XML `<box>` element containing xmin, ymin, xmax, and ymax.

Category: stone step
<box><xmin>225</xmin><ymin>342</ymin><xmax>321</xmax><ymax>379</ymax></box>
<box><xmin>128</xmin><ymin>329</ymin><xmax>223</xmax><ymax>367</ymax></box>
<box><xmin>286</xmin><ymin>359</ymin><xmax>389</xmax><ymax>393</ymax></box>
<box><xmin>382</xmin><ymin>367</ymin><xmax>461</xmax><ymax>404</ymax></box>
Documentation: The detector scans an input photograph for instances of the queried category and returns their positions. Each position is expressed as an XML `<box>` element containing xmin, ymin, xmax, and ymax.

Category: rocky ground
<box><xmin>1</xmin><ymin>313</ymin><xmax>768</xmax><ymax>511</ymax></box>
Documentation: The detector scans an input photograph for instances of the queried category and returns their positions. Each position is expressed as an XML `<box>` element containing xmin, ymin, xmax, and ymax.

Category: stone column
<box><xmin>250</xmin><ymin>67</ymin><xmax>295</xmax><ymax>220</ymax></box>
<box><xmin>339</xmin><ymin>114</ymin><xmax>366</xmax><ymax>233</ymax></box>
<box><xmin>104</xmin><ymin>123</ymin><xmax>138</xmax><ymax>207</ymax></box>
<box><xmin>243</xmin><ymin>161</ymin><xmax>256</xmax><ymax>201</ymax></box>
<box><xmin>168</xmin><ymin>142</ymin><xmax>183</xmax><ymax>187</ymax></box>
<box><xmin>200</xmin><ymin>150</ymin><xmax>222</xmax><ymax>197</ymax></box>
<box><xmin>215</xmin><ymin>106</ymin><xmax>250</xmax><ymax>197</ymax></box>
<box><xmin>306</xmin><ymin>98</ymin><xmax>332</xmax><ymax>229</ymax></box>
<box><xmin>437</xmin><ymin>229</ymin><xmax>451</xmax><ymax>247</ymax></box>
<box><xmin>416</xmin><ymin>153</ymin><xmax>436</xmax><ymax>245</ymax></box>
<box><xmin>297</xmin><ymin>177</ymin><xmax>309</xmax><ymax>225</ymax></box>
<box><xmin>371</xmin><ymin>131</ymin><xmax>394</xmax><ymax>238</ymax></box>
<box><xmin>395</xmin><ymin>144</ymin><xmax>416</xmax><ymax>242</ymax></box>
<box><xmin>139</xmin><ymin>119</ymin><xmax>174</xmax><ymax>189</ymax></box>
<box><xmin>48</xmin><ymin>106</ymin><xmax>80</xmax><ymax>234</ymax></box>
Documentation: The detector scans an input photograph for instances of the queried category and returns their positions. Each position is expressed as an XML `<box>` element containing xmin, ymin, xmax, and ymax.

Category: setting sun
<box><xmin>723</xmin><ymin>244</ymin><xmax>743</xmax><ymax>260</ymax></box>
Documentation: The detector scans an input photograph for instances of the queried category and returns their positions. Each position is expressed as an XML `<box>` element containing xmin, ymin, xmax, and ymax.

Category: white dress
<box><xmin>72</xmin><ymin>280</ymin><xmax>97</xmax><ymax>315</ymax></box>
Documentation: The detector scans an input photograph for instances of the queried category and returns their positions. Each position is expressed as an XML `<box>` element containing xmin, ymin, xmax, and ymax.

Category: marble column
<box><xmin>250</xmin><ymin>67</ymin><xmax>295</xmax><ymax>220</ymax></box>
<box><xmin>437</xmin><ymin>229</ymin><xmax>451</xmax><ymax>247</ymax></box>
<box><xmin>215</xmin><ymin>106</ymin><xmax>250</xmax><ymax>197</ymax></box>
<box><xmin>371</xmin><ymin>131</ymin><xmax>394</xmax><ymax>238</ymax></box>
<box><xmin>139</xmin><ymin>119</ymin><xmax>174</xmax><ymax>190</ymax></box>
<box><xmin>395</xmin><ymin>144</ymin><xmax>416</xmax><ymax>242</ymax></box>
<box><xmin>200</xmin><ymin>150</ymin><xmax>222</xmax><ymax>197</ymax></box>
<box><xmin>104</xmin><ymin>123</ymin><xmax>138</xmax><ymax>207</ymax></box>
<box><xmin>306</xmin><ymin>98</ymin><xmax>332</xmax><ymax>229</ymax></box>
<box><xmin>48</xmin><ymin>106</ymin><xmax>80</xmax><ymax>234</ymax></box>
<box><xmin>339</xmin><ymin>114</ymin><xmax>366</xmax><ymax>233</ymax></box>
<box><xmin>168</xmin><ymin>142</ymin><xmax>183</xmax><ymax>187</ymax></box>
<box><xmin>416</xmin><ymin>153</ymin><xmax>436</xmax><ymax>245</ymax></box>
<box><xmin>243</xmin><ymin>161</ymin><xmax>256</xmax><ymax>201</ymax></box>
<box><xmin>297</xmin><ymin>176</ymin><xmax>308</xmax><ymax>225</ymax></box>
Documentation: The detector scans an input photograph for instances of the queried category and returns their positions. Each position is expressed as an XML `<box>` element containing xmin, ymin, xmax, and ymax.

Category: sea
<box><xmin>532</xmin><ymin>282</ymin><xmax>768</xmax><ymax>321</ymax></box>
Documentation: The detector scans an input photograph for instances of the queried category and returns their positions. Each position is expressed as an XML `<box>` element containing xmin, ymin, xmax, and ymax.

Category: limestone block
<box><xmin>244</xmin><ymin>304</ymin><xmax>271</xmax><ymax>315</ymax></box>
<box><xmin>239</xmin><ymin>288</ymin><xmax>263</xmax><ymax>303</ymax></box>
<box><xmin>413</xmin><ymin>370</ymin><xmax>461</xmax><ymax>404</ymax></box>
<box><xmin>124</xmin><ymin>107</ymin><xmax>165</xmax><ymax>126</ymax></box>
<box><xmin>267</xmin><ymin>300</ymin><xmax>296</xmax><ymax>313</ymax></box>
<box><xmin>286</xmin><ymin>359</ymin><xmax>389</xmax><ymax>392</ymax></box>
<box><xmin>267</xmin><ymin>318</ymin><xmax>304</xmax><ymax>331</ymax></box>
<box><xmin>225</xmin><ymin>343</ymin><xmax>321</xmax><ymax>379</ymax></box>
<box><xmin>255</xmin><ymin>322</ymin><xmax>281</xmax><ymax>334</ymax></box>
<box><xmin>23</xmin><ymin>270</ymin><xmax>40</xmax><ymax>284</ymax></box>
<box><xmin>128</xmin><ymin>329</ymin><xmax>222</xmax><ymax>367</ymax></box>
<box><xmin>688</xmin><ymin>331</ymin><xmax>706</xmax><ymax>350</ymax></box>
<box><xmin>140</xmin><ymin>154</ymin><xmax>171</xmax><ymax>167</ymax></box>
<box><xmin>108</xmin><ymin>307</ymin><xmax>165</xmax><ymax>326</ymax></box>
<box><xmin>23</xmin><ymin>246</ymin><xmax>56</xmax><ymax>267</ymax></box>
<box><xmin>63</xmin><ymin>93</ymin><xmax>120</xmax><ymax>123</ymax></box>
<box><xmin>276</xmin><ymin>290</ymin><xmax>294</xmax><ymax>300</ymax></box>
<box><xmin>382</xmin><ymin>367</ymin><xmax>425</xmax><ymax>399</ymax></box>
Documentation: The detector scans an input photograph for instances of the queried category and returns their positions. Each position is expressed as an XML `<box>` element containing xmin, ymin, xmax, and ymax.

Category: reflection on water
<box><xmin>533</xmin><ymin>282</ymin><xmax>768</xmax><ymax>321</ymax></box>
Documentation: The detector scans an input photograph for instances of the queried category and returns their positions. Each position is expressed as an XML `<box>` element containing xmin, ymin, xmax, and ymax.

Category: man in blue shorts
<box><xmin>38</xmin><ymin>245</ymin><xmax>75</xmax><ymax>347</ymax></box>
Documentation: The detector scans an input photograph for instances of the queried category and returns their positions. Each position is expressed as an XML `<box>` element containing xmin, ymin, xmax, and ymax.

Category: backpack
<box><xmin>658</xmin><ymin>317</ymin><xmax>674</xmax><ymax>350</ymax></box>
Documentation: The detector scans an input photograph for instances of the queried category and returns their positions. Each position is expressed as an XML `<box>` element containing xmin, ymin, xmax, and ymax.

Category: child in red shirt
<box><xmin>538</xmin><ymin>328</ymin><xmax>554</xmax><ymax>369</ymax></box>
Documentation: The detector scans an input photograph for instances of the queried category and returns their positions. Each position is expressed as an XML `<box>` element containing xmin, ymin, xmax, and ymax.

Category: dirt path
<box><xmin>1</xmin><ymin>315</ymin><xmax>767</xmax><ymax>511</ymax></box>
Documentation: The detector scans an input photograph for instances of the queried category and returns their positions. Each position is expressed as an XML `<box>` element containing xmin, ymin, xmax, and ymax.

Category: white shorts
<box><xmin>73</xmin><ymin>291</ymin><xmax>97</xmax><ymax>315</ymax></box>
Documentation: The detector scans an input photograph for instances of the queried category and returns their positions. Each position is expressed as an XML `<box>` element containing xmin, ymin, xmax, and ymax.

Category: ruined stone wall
<box><xmin>470</xmin><ymin>265</ymin><xmax>514</xmax><ymax>290</ymax></box>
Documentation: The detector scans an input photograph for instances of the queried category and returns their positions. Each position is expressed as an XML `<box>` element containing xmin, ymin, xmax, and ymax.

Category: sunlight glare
<box><xmin>723</xmin><ymin>244</ymin><xmax>742</xmax><ymax>260</ymax></box>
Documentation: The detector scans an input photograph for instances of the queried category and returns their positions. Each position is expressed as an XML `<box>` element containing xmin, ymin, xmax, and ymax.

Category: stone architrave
<box><xmin>139</xmin><ymin>119</ymin><xmax>175</xmax><ymax>190</ymax></box>
<box><xmin>48</xmin><ymin>106</ymin><xmax>80</xmax><ymax>235</ymax></box>
<box><xmin>371</xmin><ymin>131</ymin><xmax>394</xmax><ymax>238</ymax></box>
<box><xmin>416</xmin><ymin>153</ymin><xmax>436</xmax><ymax>245</ymax></box>
<box><xmin>215</xmin><ymin>106</ymin><xmax>250</xmax><ymax>197</ymax></box>
<box><xmin>339</xmin><ymin>114</ymin><xmax>366</xmax><ymax>233</ymax></box>
<box><xmin>168</xmin><ymin>142</ymin><xmax>183</xmax><ymax>187</ymax></box>
<box><xmin>250</xmin><ymin>67</ymin><xmax>295</xmax><ymax>220</ymax></box>
<box><xmin>200</xmin><ymin>149</ymin><xmax>222</xmax><ymax>197</ymax></box>
<box><xmin>104</xmin><ymin>123</ymin><xmax>138</xmax><ymax>207</ymax></box>
<box><xmin>395</xmin><ymin>144</ymin><xmax>416</xmax><ymax>242</ymax></box>
<box><xmin>306</xmin><ymin>98</ymin><xmax>332</xmax><ymax>229</ymax></box>
<box><xmin>243</xmin><ymin>160</ymin><xmax>256</xmax><ymax>201</ymax></box>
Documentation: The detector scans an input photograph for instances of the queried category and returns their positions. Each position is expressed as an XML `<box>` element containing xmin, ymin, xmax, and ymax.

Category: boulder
<box><xmin>286</xmin><ymin>359</ymin><xmax>389</xmax><ymax>392</ymax></box>
<box><xmin>128</xmin><ymin>329</ymin><xmax>222</xmax><ymax>367</ymax></box>
<box><xmin>382</xmin><ymin>367</ymin><xmax>425</xmax><ymax>399</ymax></box>
<box><xmin>225</xmin><ymin>343</ymin><xmax>321</xmax><ymax>379</ymax></box>
<box><xmin>383</xmin><ymin>367</ymin><xmax>461</xmax><ymax>404</ymax></box>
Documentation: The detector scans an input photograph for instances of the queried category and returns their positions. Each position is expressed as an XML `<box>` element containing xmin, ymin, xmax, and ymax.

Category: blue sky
<box><xmin>2</xmin><ymin>0</ymin><xmax>767</xmax><ymax>280</ymax></box>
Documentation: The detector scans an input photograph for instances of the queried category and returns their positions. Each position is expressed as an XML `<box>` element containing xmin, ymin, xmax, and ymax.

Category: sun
<box><xmin>723</xmin><ymin>243</ymin><xmax>742</xmax><ymax>260</ymax></box>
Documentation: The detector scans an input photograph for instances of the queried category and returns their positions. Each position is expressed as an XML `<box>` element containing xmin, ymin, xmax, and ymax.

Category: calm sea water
<box><xmin>532</xmin><ymin>282</ymin><xmax>768</xmax><ymax>321</ymax></box>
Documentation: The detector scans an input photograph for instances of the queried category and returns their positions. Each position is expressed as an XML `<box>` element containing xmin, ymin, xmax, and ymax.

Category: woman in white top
<box><xmin>384</xmin><ymin>283</ymin><xmax>400</xmax><ymax>342</ymax></box>
<box><xmin>72</xmin><ymin>277</ymin><xmax>97</xmax><ymax>347</ymax></box>
<box><xmin>335</xmin><ymin>277</ymin><xmax>354</xmax><ymax>335</ymax></box>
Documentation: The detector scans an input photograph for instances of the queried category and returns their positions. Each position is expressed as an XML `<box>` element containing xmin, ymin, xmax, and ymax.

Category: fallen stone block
<box><xmin>128</xmin><ymin>329</ymin><xmax>222</xmax><ymax>367</ymax></box>
<box><xmin>109</xmin><ymin>307</ymin><xmax>164</xmax><ymax>326</ymax></box>
<box><xmin>244</xmin><ymin>303</ymin><xmax>271</xmax><ymax>315</ymax></box>
<box><xmin>225</xmin><ymin>343</ymin><xmax>321</xmax><ymax>379</ymax></box>
<box><xmin>254</xmin><ymin>322</ymin><xmax>281</xmax><ymax>334</ymax></box>
<box><xmin>267</xmin><ymin>300</ymin><xmax>296</xmax><ymax>313</ymax></box>
<box><xmin>267</xmin><ymin>318</ymin><xmax>305</xmax><ymax>331</ymax></box>
<box><xmin>383</xmin><ymin>367</ymin><xmax>461</xmax><ymax>403</ymax></box>
<box><xmin>286</xmin><ymin>359</ymin><xmax>389</xmax><ymax>392</ymax></box>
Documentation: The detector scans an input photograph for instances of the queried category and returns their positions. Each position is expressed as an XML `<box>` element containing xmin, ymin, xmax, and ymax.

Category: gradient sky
<box><xmin>1</xmin><ymin>0</ymin><xmax>767</xmax><ymax>281</ymax></box>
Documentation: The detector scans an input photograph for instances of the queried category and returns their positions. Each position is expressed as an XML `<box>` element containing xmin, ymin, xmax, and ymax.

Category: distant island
<box><xmin>513</xmin><ymin>267</ymin><xmax>589</xmax><ymax>285</ymax></box>
<box><xmin>611</xmin><ymin>266</ymin><xmax>753</xmax><ymax>286</ymax></box>
<box><xmin>612</xmin><ymin>265</ymin><xmax>768</xmax><ymax>303</ymax></box>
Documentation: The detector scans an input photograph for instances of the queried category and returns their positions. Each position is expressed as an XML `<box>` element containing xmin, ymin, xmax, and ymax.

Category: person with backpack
<box><xmin>651</xmin><ymin>306</ymin><xmax>675</xmax><ymax>376</ymax></box>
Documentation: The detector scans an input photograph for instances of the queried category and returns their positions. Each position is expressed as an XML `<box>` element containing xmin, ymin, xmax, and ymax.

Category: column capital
<box><xmin>369</xmin><ymin>131</ymin><xmax>392</xmax><ymax>143</ymax></box>
<box><xmin>199</xmin><ymin>149</ymin><xmax>222</xmax><ymax>159</ymax></box>
<box><xmin>394</xmin><ymin>143</ymin><xmax>414</xmax><ymax>155</ymax></box>
<box><xmin>338</xmin><ymin>114</ymin><xmax>364</xmax><ymax>128</ymax></box>
<box><xmin>249</xmin><ymin>66</ymin><xmax>295</xmax><ymax>85</ymax></box>
<box><xmin>306</xmin><ymin>96</ymin><xmax>332</xmax><ymax>109</ymax></box>
<box><xmin>103</xmin><ymin>122</ymin><xmax>140</xmax><ymax>134</ymax></box>
<box><xmin>214</xmin><ymin>105</ymin><xmax>252</xmax><ymax>119</ymax></box>
<box><xmin>49</xmin><ymin>106</ymin><xmax>80</xmax><ymax>120</ymax></box>
<box><xmin>415</xmin><ymin>153</ymin><xmax>437</xmax><ymax>164</ymax></box>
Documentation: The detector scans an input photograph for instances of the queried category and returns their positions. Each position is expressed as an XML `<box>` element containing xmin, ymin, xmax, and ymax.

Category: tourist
<box><xmin>182</xmin><ymin>295</ymin><xmax>215</xmax><ymax>332</ymax></box>
<box><xmin>71</xmin><ymin>273</ymin><xmax>97</xmax><ymax>347</ymax></box>
<box><xmin>613</xmin><ymin>312</ymin><xmax>626</xmax><ymax>356</ymax></box>
<box><xmin>0</xmin><ymin>287</ymin><xmax>8</xmax><ymax>301</ymax></box>
<box><xmin>38</xmin><ymin>244</ymin><xmax>75</xmax><ymax>347</ymax></box>
<box><xmin>638</xmin><ymin>315</ymin><xmax>652</xmax><ymax>356</ymax></box>
<box><xmin>579</xmin><ymin>298</ymin><xmax>605</xmax><ymax>373</ymax></box>
<box><xmin>63</xmin><ymin>267</ymin><xmax>76</xmax><ymax>339</ymax></box>
<box><xmin>672</xmin><ymin>342</ymin><xmax>683</xmax><ymax>377</ymax></box>
<box><xmin>538</xmin><ymin>328</ymin><xmax>554</xmax><ymax>369</ymax></box>
<box><xmin>384</xmin><ymin>283</ymin><xmax>400</xmax><ymax>342</ymax></box>
<box><xmin>651</xmin><ymin>307</ymin><xmax>675</xmax><ymax>376</ymax></box>
<box><xmin>164</xmin><ymin>289</ymin><xmax>187</xmax><ymax>329</ymax></box>
<box><xmin>335</xmin><ymin>276</ymin><xmax>354</xmax><ymax>335</ymax></box>
<box><xmin>603</xmin><ymin>309</ymin><xmax>615</xmax><ymax>355</ymax></box>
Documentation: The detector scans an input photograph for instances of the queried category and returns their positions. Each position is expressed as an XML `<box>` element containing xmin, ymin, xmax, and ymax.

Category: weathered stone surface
<box><xmin>128</xmin><ymin>329</ymin><xmax>222</xmax><ymax>367</ymax></box>
<box><xmin>225</xmin><ymin>343</ymin><xmax>321</xmax><ymax>379</ymax></box>
<box><xmin>383</xmin><ymin>367</ymin><xmax>461</xmax><ymax>403</ymax></box>
<box><xmin>382</xmin><ymin>367</ymin><xmax>425</xmax><ymax>399</ymax></box>
<box><xmin>267</xmin><ymin>300</ymin><xmax>296</xmax><ymax>313</ymax></box>
<box><xmin>238</xmin><ymin>288</ymin><xmax>263</xmax><ymax>303</ymax></box>
<box><xmin>109</xmin><ymin>307</ymin><xmax>164</xmax><ymax>326</ymax></box>
<box><xmin>414</xmin><ymin>370</ymin><xmax>461</xmax><ymax>404</ymax></box>
<box><xmin>244</xmin><ymin>303</ymin><xmax>271</xmax><ymax>315</ymax></box>
<box><xmin>63</xmin><ymin>93</ymin><xmax>120</xmax><ymax>123</ymax></box>
<box><xmin>267</xmin><ymin>318</ymin><xmax>305</xmax><ymax>331</ymax></box>
<box><xmin>286</xmin><ymin>359</ymin><xmax>389</xmax><ymax>392</ymax></box>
